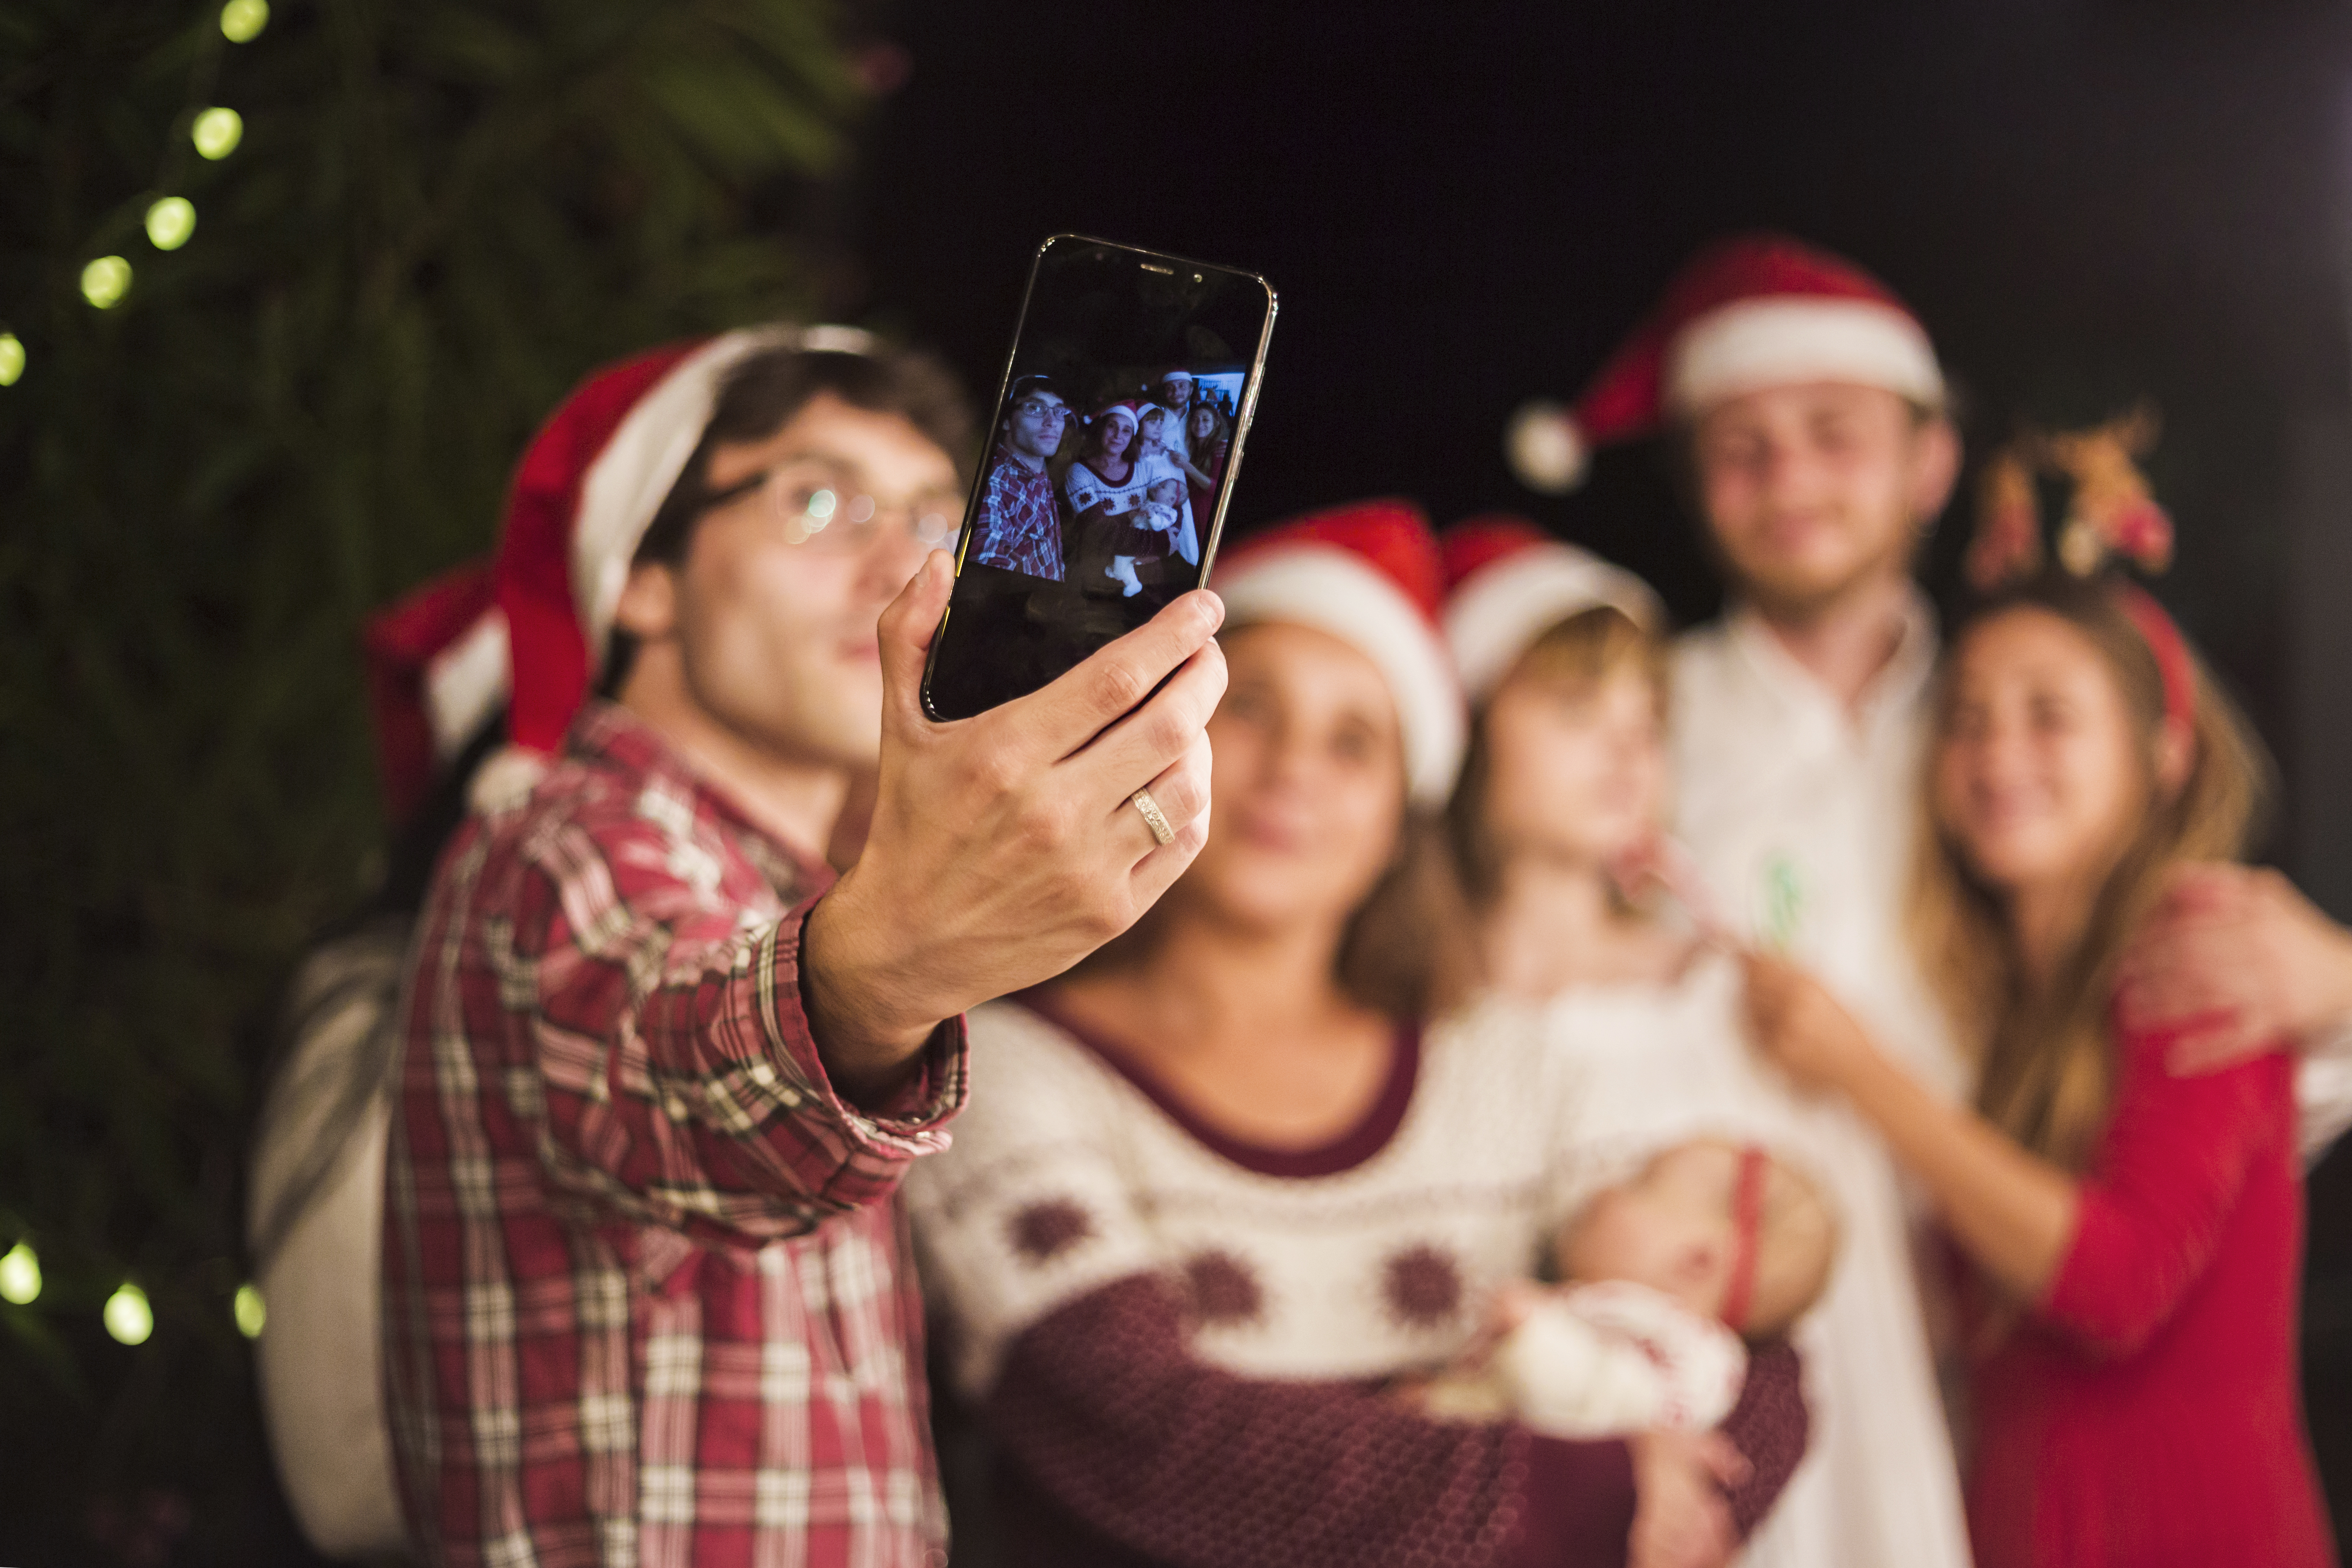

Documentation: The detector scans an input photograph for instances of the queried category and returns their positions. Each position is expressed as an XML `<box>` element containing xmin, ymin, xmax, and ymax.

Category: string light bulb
<box><xmin>103</xmin><ymin>1283</ymin><xmax>154</xmax><ymax>1346</ymax></box>
<box><xmin>0</xmin><ymin>1242</ymin><xmax>39</xmax><ymax>1304</ymax></box>
<box><xmin>81</xmin><ymin>257</ymin><xmax>133</xmax><ymax>309</ymax></box>
<box><xmin>220</xmin><ymin>0</ymin><xmax>269</xmax><ymax>42</ymax></box>
<box><xmin>145</xmin><ymin>197</ymin><xmax>196</xmax><ymax>251</ymax></box>
<box><xmin>191</xmin><ymin>107</ymin><xmax>243</xmax><ymax>161</ymax></box>
<box><xmin>233</xmin><ymin>1282</ymin><xmax>266</xmax><ymax>1339</ymax></box>
<box><xmin>0</xmin><ymin>333</ymin><xmax>23</xmax><ymax>387</ymax></box>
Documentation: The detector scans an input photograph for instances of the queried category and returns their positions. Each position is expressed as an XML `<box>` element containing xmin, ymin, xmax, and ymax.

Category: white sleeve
<box><xmin>2296</xmin><ymin>1018</ymin><xmax>2352</xmax><ymax>1164</ymax></box>
<box><xmin>901</xmin><ymin>1005</ymin><xmax>1163</xmax><ymax>1399</ymax></box>
<box><xmin>1064</xmin><ymin>464</ymin><xmax>1104</xmax><ymax>514</ymax></box>
<box><xmin>1493</xmin><ymin>1282</ymin><xmax>1749</xmax><ymax>1437</ymax></box>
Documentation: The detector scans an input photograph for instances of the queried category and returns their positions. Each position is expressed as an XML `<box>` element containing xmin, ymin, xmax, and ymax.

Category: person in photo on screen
<box><xmin>972</xmin><ymin>373</ymin><xmax>1072</xmax><ymax>580</ymax></box>
<box><xmin>1067</xmin><ymin>401</ymin><xmax>1148</xmax><ymax>597</ymax></box>
<box><xmin>1182</xmin><ymin>398</ymin><xmax>1231</xmax><ymax>527</ymax></box>
<box><xmin>1153</xmin><ymin>366</ymin><xmax>1196</xmax><ymax>459</ymax></box>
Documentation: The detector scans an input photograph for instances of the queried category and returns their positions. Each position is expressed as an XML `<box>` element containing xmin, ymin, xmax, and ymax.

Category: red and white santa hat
<box><xmin>1211</xmin><ymin>499</ymin><xmax>1465</xmax><ymax>804</ymax></box>
<box><xmin>1505</xmin><ymin>233</ymin><xmax>1946</xmax><ymax>493</ymax></box>
<box><xmin>363</xmin><ymin>322</ymin><xmax>877</xmax><ymax>815</ymax></box>
<box><xmin>1438</xmin><ymin>515</ymin><xmax>1664</xmax><ymax>701</ymax></box>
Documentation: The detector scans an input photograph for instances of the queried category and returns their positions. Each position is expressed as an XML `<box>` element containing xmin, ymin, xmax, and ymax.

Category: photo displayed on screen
<box><xmin>923</xmin><ymin>238</ymin><xmax>1273</xmax><ymax>723</ymax></box>
<box><xmin>967</xmin><ymin>359</ymin><xmax>1245</xmax><ymax>608</ymax></box>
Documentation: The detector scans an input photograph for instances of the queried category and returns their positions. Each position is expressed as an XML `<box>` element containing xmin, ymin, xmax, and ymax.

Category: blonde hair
<box><xmin>1907</xmin><ymin>574</ymin><xmax>2270</xmax><ymax>1172</ymax></box>
<box><xmin>1445</xmin><ymin>604</ymin><xmax>1670</xmax><ymax>904</ymax></box>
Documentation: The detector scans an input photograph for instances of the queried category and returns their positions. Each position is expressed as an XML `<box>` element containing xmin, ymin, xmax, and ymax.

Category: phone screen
<box><xmin>921</xmin><ymin>235</ymin><xmax>1277</xmax><ymax>721</ymax></box>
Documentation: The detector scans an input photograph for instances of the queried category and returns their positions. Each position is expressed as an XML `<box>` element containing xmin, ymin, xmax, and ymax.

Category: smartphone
<box><xmin>920</xmin><ymin>235</ymin><xmax>1277</xmax><ymax>720</ymax></box>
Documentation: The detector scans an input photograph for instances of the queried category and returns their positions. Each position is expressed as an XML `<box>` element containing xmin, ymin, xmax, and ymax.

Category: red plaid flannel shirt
<box><xmin>383</xmin><ymin>702</ymin><xmax>968</xmax><ymax>1567</ymax></box>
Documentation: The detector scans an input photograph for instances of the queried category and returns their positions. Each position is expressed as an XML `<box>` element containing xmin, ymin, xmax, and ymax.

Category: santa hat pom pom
<box><xmin>1505</xmin><ymin>400</ymin><xmax>1589</xmax><ymax>494</ymax></box>
<box><xmin>467</xmin><ymin>745</ymin><xmax>551</xmax><ymax>816</ymax></box>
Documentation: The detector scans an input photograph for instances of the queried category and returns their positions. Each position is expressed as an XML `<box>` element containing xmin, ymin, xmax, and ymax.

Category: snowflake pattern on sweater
<box><xmin>908</xmin><ymin>998</ymin><xmax>1596</xmax><ymax>1398</ymax></box>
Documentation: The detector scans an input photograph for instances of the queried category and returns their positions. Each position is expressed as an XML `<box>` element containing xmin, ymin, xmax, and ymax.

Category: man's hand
<box><xmin>1627</xmin><ymin>1429</ymin><xmax>1746</xmax><ymax>1568</ymax></box>
<box><xmin>1741</xmin><ymin>951</ymin><xmax>1875</xmax><ymax>1096</ymax></box>
<box><xmin>803</xmin><ymin>552</ymin><xmax>1227</xmax><ymax>1096</ymax></box>
<box><xmin>2116</xmin><ymin>863</ymin><xmax>2352</xmax><ymax>1075</ymax></box>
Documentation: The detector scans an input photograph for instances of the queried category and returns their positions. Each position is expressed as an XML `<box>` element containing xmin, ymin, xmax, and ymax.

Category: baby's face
<box><xmin>1560</xmin><ymin>1143</ymin><xmax>1744</xmax><ymax>1318</ymax></box>
<box><xmin>1149</xmin><ymin>479</ymin><xmax>1184</xmax><ymax>506</ymax></box>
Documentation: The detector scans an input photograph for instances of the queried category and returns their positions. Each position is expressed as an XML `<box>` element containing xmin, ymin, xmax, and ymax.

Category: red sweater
<box><xmin>1966</xmin><ymin>1022</ymin><xmax>2337</xmax><ymax>1568</ymax></box>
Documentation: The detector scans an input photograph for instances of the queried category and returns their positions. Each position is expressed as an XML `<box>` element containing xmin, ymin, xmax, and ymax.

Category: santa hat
<box><xmin>1211</xmin><ymin>499</ymin><xmax>1465</xmax><ymax>804</ymax></box>
<box><xmin>1506</xmin><ymin>233</ymin><xmax>1945</xmax><ymax>493</ymax></box>
<box><xmin>363</xmin><ymin>561</ymin><xmax>510</xmax><ymax>826</ymax></box>
<box><xmin>1438</xmin><ymin>515</ymin><xmax>1664</xmax><ymax>700</ymax></box>
<box><xmin>366</xmin><ymin>322</ymin><xmax>877</xmax><ymax>815</ymax></box>
<box><xmin>1094</xmin><ymin>400</ymin><xmax>1142</xmax><ymax>428</ymax></box>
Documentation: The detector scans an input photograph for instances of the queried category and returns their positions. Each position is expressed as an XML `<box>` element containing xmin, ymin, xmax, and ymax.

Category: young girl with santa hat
<box><xmin>1437</xmin><ymin>516</ymin><xmax>1974</xmax><ymax>1568</ymax></box>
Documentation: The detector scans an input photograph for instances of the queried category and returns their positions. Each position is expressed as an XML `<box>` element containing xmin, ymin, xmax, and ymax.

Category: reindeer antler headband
<box><xmin>1966</xmin><ymin>400</ymin><xmax>2194</xmax><ymax>733</ymax></box>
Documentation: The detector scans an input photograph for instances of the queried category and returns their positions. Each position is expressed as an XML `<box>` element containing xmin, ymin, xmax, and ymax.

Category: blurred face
<box><xmin>1479</xmin><ymin>660</ymin><xmax>1667</xmax><ymax>869</ymax></box>
<box><xmin>1160</xmin><ymin>374</ymin><xmax>1192</xmax><ymax>409</ymax></box>
<box><xmin>621</xmin><ymin>392</ymin><xmax>958</xmax><ymax>768</ymax></box>
<box><xmin>1005</xmin><ymin>389</ymin><xmax>1070</xmax><ymax>461</ymax></box>
<box><xmin>1691</xmin><ymin>382</ymin><xmax>1957</xmax><ymax>621</ymax></box>
<box><xmin>1562</xmin><ymin>1143</ymin><xmax>1743</xmax><ymax>1318</ymax></box>
<box><xmin>1179</xmin><ymin>622</ymin><xmax>1409</xmax><ymax>936</ymax></box>
<box><xmin>1190</xmin><ymin>402</ymin><xmax>1216</xmax><ymax>439</ymax></box>
<box><xmin>1933</xmin><ymin>607</ymin><xmax>2150</xmax><ymax>901</ymax></box>
<box><xmin>1093</xmin><ymin>417</ymin><xmax>1133</xmax><ymax>461</ymax></box>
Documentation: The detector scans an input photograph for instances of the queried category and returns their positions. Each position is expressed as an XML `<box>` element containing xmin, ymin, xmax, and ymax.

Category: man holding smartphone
<box><xmin>381</xmin><ymin>326</ymin><xmax>1225</xmax><ymax>1568</ymax></box>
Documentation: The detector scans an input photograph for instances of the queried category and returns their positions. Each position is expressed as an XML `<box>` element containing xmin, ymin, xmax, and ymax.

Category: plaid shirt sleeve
<box><xmin>504</xmin><ymin>795</ymin><xmax>968</xmax><ymax>1247</ymax></box>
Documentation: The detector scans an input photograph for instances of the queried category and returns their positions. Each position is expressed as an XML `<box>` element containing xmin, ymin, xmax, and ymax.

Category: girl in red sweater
<box><xmin>1743</xmin><ymin>571</ymin><xmax>2335</xmax><ymax>1568</ymax></box>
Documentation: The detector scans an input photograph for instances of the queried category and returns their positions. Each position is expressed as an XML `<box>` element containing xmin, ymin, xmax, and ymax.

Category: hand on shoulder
<box><xmin>2116</xmin><ymin>862</ymin><xmax>2352</xmax><ymax>1075</ymax></box>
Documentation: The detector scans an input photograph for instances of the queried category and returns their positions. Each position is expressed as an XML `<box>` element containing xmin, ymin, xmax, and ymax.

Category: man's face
<box><xmin>1690</xmin><ymin>382</ymin><xmax>1958</xmax><ymax>622</ymax></box>
<box><xmin>623</xmin><ymin>391</ymin><xmax>959</xmax><ymax>769</ymax></box>
<box><xmin>1006</xmin><ymin>389</ymin><xmax>1070</xmax><ymax>461</ymax></box>
<box><xmin>1159</xmin><ymin>374</ymin><xmax>1192</xmax><ymax>411</ymax></box>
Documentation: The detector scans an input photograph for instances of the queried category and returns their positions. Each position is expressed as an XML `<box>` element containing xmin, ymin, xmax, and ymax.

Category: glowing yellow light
<box><xmin>0</xmin><ymin>334</ymin><xmax>23</xmax><ymax>387</ymax></box>
<box><xmin>145</xmin><ymin>197</ymin><xmax>196</xmax><ymax>251</ymax></box>
<box><xmin>0</xmin><ymin>1242</ymin><xmax>40</xmax><ymax>1304</ymax></box>
<box><xmin>81</xmin><ymin>256</ymin><xmax>133</xmax><ymax>309</ymax></box>
<box><xmin>104</xmin><ymin>1283</ymin><xmax>153</xmax><ymax>1346</ymax></box>
<box><xmin>233</xmin><ymin>1282</ymin><xmax>266</xmax><ymax>1339</ymax></box>
<box><xmin>220</xmin><ymin>0</ymin><xmax>269</xmax><ymax>41</ymax></box>
<box><xmin>192</xmin><ymin>107</ymin><xmax>243</xmax><ymax>161</ymax></box>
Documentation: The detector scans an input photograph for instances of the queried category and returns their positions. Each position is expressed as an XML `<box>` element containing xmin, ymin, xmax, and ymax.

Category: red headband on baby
<box><xmin>1720</xmin><ymin>1143</ymin><xmax>1770</xmax><ymax>1336</ymax></box>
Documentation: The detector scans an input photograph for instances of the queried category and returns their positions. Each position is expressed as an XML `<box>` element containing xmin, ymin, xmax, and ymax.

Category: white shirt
<box><xmin>1537</xmin><ymin>950</ymin><xmax>1971</xmax><ymax>1568</ymax></box>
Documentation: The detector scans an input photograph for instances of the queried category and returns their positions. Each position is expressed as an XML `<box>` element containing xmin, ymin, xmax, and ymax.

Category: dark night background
<box><xmin>5</xmin><ymin>0</ymin><xmax>2350</xmax><ymax>1558</ymax></box>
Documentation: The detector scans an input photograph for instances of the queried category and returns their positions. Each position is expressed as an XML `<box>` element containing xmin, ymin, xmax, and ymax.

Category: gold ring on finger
<box><xmin>1130</xmin><ymin>787</ymin><xmax>1176</xmax><ymax>846</ymax></box>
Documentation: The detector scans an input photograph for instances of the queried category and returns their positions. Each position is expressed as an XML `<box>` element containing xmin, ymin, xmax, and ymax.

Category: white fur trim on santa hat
<box><xmin>467</xmin><ymin>744</ymin><xmax>550</xmax><ymax>816</ymax></box>
<box><xmin>1217</xmin><ymin>544</ymin><xmax>1465</xmax><ymax>805</ymax></box>
<box><xmin>570</xmin><ymin>323</ymin><xmax>880</xmax><ymax>670</ymax></box>
<box><xmin>1444</xmin><ymin>545</ymin><xmax>1663</xmax><ymax>701</ymax></box>
<box><xmin>1505</xmin><ymin>399</ymin><xmax>1589</xmax><ymax>494</ymax></box>
<box><xmin>1665</xmin><ymin>297</ymin><xmax>1943</xmax><ymax>416</ymax></box>
<box><xmin>422</xmin><ymin>608</ymin><xmax>511</xmax><ymax>763</ymax></box>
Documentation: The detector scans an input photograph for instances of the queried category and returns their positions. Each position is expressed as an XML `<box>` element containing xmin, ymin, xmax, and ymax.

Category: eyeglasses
<box><xmin>1013</xmin><ymin>398</ymin><xmax>1072</xmax><ymax>423</ymax></box>
<box><xmin>699</xmin><ymin>461</ymin><xmax>963</xmax><ymax>552</ymax></box>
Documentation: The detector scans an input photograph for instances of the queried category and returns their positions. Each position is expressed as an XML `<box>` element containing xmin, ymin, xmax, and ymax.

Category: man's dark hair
<box><xmin>632</xmin><ymin>341</ymin><xmax>975</xmax><ymax>571</ymax></box>
<box><xmin>599</xmin><ymin>340</ymin><xmax>974</xmax><ymax>693</ymax></box>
